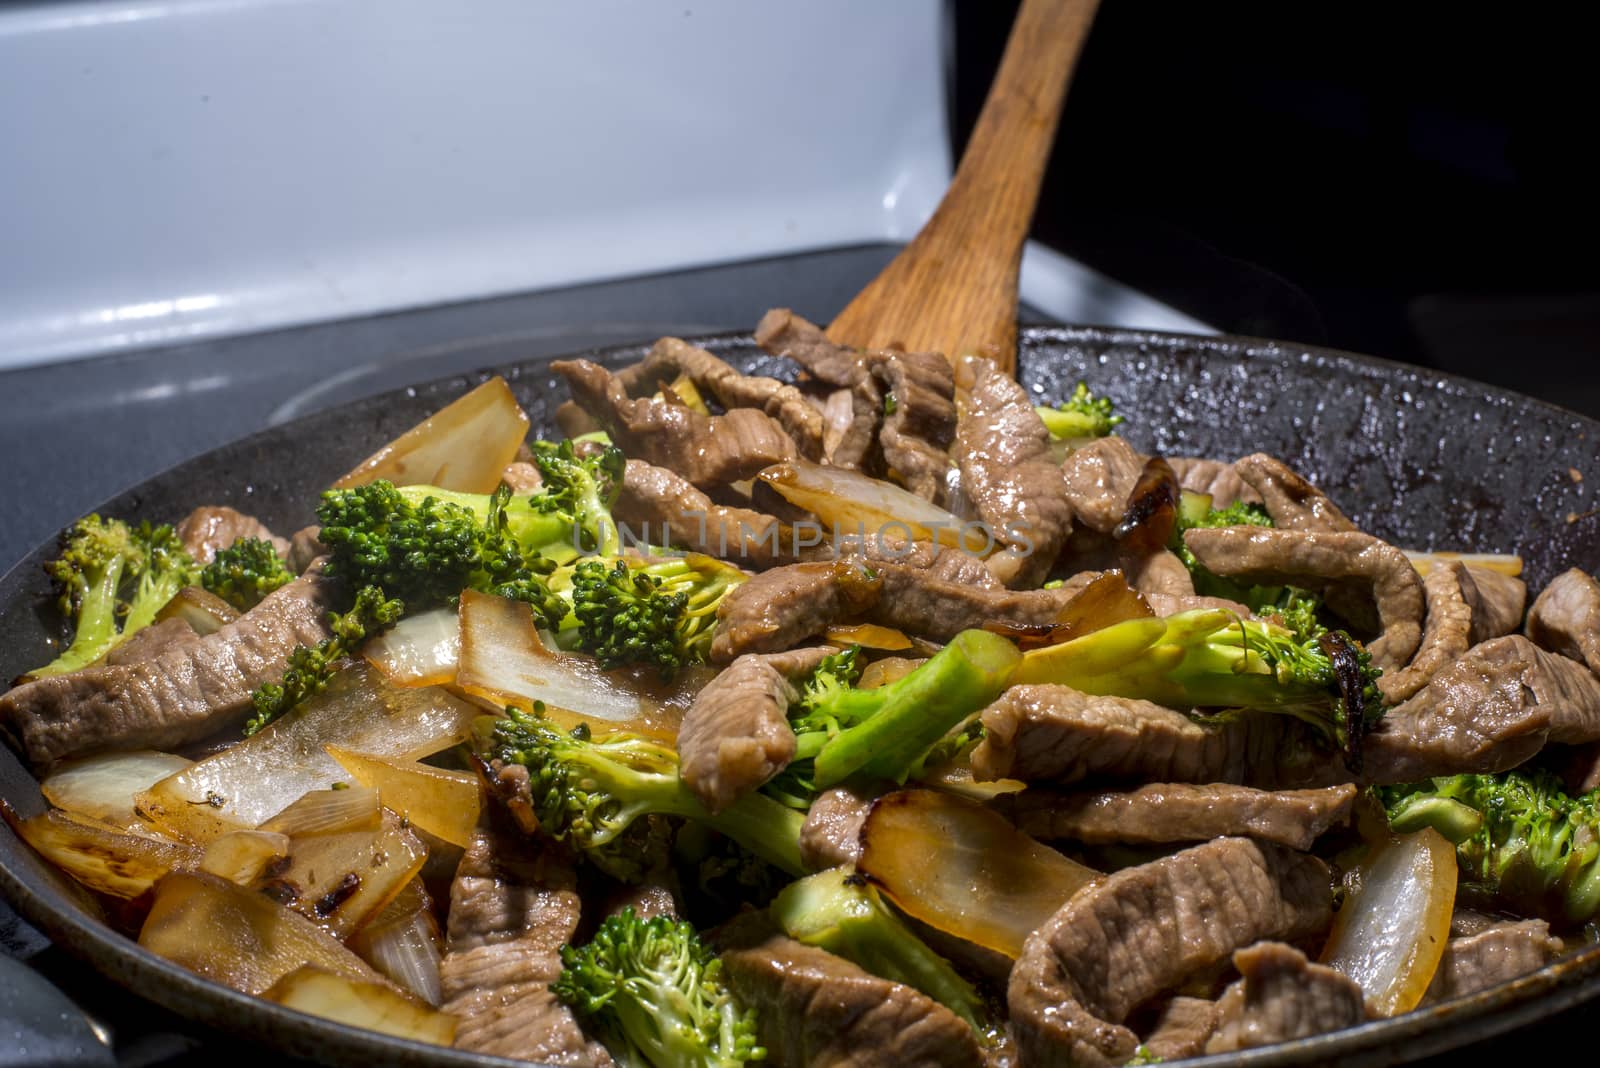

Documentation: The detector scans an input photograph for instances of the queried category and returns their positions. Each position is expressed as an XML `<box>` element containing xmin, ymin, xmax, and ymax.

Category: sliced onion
<box><xmin>263</xmin><ymin>965</ymin><xmax>456</xmax><ymax>1045</ymax></box>
<box><xmin>915</xmin><ymin>759</ymin><xmax>1026</xmax><ymax>802</ymax></box>
<box><xmin>1404</xmin><ymin>550</ymin><xmax>1523</xmax><ymax>578</ymax></box>
<box><xmin>857</xmin><ymin>788</ymin><xmax>1098</xmax><ymax>959</ymax></box>
<box><xmin>251</xmin><ymin>816</ymin><xmax>428</xmax><ymax>938</ymax></box>
<box><xmin>136</xmin><ymin>663</ymin><xmax>478</xmax><ymax>843</ymax></box>
<box><xmin>758</xmin><ymin>459</ymin><xmax>992</xmax><ymax>555</ymax></box>
<box><xmin>858</xmin><ymin>656</ymin><xmax>927</xmax><ymax>690</ymax></box>
<box><xmin>140</xmin><ymin>870</ymin><xmax>386</xmax><ymax>995</ymax></box>
<box><xmin>332</xmin><ymin>376</ymin><xmax>530</xmax><ymax>493</ymax></box>
<box><xmin>364</xmin><ymin>607</ymin><xmax>460</xmax><ymax>687</ymax></box>
<box><xmin>825</xmin><ymin>623</ymin><xmax>913</xmax><ymax>652</ymax></box>
<box><xmin>4</xmin><ymin>807</ymin><xmax>201</xmax><ymax>900</ymax></box>
<box><xmin>259</xmin><ymin>785</ymin><xmax>382</xmax><ymax>836</ymax></box>
<box><xmin>153</xmin><ymin>586</ymin><xmax>241</xmax><ymax>636</ymax></box>
<box><xmin>326</xmin><ymin>746</ymin><xmax>479</xmax><ymax>848</ymax></box>
<box><xmin>1321</xmin><ymin>827</ymin><xmax>1457</xmax><ymax>1015</ymax></box>
<box><xmin>349</xmin><ymin>883</ymin><xmax>444</xmax><ymax>1007</ymax></box>
<box><xmin>40</xmin><ymin>750</ymin><xmax>192</xmax><ymax>831</ymax></box>
<box><xmin>200</xmin><ymin>830</ymin><xmax>291</xmax><ymax>885</ymax></box>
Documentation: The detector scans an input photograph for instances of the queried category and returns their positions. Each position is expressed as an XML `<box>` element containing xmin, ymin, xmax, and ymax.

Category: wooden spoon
<box><xmin>826</xmin><ymin>0</ymin><xmax>1101</xmax><ymax>375</ymax></box>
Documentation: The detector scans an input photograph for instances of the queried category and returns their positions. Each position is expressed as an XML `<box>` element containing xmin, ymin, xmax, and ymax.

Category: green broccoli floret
<box><xmin>1169</xmin><ymin>493</ymin><xmax>1329</xmax><ymax>624</ymax></box>
<box><xmin>480</xmin><ymin>707</ymin><xmax>806</xmax><ymax>880</ymax></box>
<box><xmin>1379</xmin><ymin>770</ymin><xmax>1600</xmax><ymax>925</ymax></box>
<box><xmin>763</xmin><ymin>632</ymin><xmax>1021</xmax><ymax>807</ymax></box>
<box><xmin>1013</xmin><ymin>608</ymin><xmax>1383</xmax><ymax>770</ymax></box>
<box><xmin>771</xmin><ymin>868</ymin><xmax>989</xmax><ymax>1036</ymax></box>
<box><xmin>568</xmin><ymin>555</ymin><xmax>746</xmax><ymax>679</ymax></box>
<box><xmin>1035</xmin><ymin>381</ymin><xmax>1124</xmax><ymax>441</ymax></box>
<box><xmin>199</xmin><ymin>537</ymin><xmax>294</xmax><ymax>611</ymax></box>
<box><xmin>244</xmin><ymin>584</ymin><xmax>404</xmax><ymax>735</ymax></box>
<box><xmin>529</xmin><ymin>438</ymin><xmax>627</xmax><ymax>558</ymax></box>
<box><xmin>554</xmin><ymin>907</ymin><xmax>763</xmax><ymax>1068</ymax></box>
<box><xmin>30</xmin><ymin>516</ymin><xmax>200</xmax><ymax>678</ymax></box>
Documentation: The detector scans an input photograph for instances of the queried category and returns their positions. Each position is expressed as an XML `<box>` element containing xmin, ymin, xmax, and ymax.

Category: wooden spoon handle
<box><xmin>827</xmin><ymin>0</ymin><xmax>1100</xmax><ymax>374</ymax></box>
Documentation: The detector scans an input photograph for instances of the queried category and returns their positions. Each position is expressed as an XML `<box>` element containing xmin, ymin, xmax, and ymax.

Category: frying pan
<box><xmin>2</xmin><ymin>325</ymin><xmax>1599</xmax><ymax>1067</ymax></box>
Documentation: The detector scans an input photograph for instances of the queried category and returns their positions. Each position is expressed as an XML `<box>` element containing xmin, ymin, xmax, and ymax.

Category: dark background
<box><xmin>957</xmin><ymin>2</ymin><xmax>1600</xmax><ymax>417</ymax></box>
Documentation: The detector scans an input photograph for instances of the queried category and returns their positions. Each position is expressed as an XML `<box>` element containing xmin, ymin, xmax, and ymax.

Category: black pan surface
<box><xmin>2</xmin><ymin>326</ymin><xmax>1599</xmax><ymax>1067</ymax></box>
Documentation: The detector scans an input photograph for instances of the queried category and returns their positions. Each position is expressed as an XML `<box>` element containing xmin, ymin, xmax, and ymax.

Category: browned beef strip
<box><xmin>677</xmin><ymin>646</ymin><xmax>832</xmax><ymax>814</ymax></box>
<box><xmin>994</xmin><ymin>782</ymin><xmax>1358</xmax><ymax>851</ymax></box>
<box><xmin>866</xmin><ymin>565</ymin><xmax>1110</xmax><ymax>643</ymax></box>
<box><xmin>0</xmin><ymin>570</ymin><xmax>337</xmax><ymax>767</ymax></box>
<box><xmin>971</xmin><ymin>685</ymin><xmax>1337</xmax><ymax>789</ymax></box>
<box><xmin>955</xmin><ymin>357</ymin><xmax>1074</xmax><ymax>588</ymax></box>
<box><xmin>286</xmin><ymin>525</ymin><xmax>326</xmax><ymax>574</ymax></box>
<box><xmin>1182</xmin><ymin>527</ymin><xmax>1425</xmax><ymax>671</ymax></box>
<box><xmin>1466</xmin><ymin>565</ymin><xmax>1528</xmax><ymax>641</ymax></box>
<box><xmin>1059</xmin><ymin>436</ymin><xmax>1145</xmax><ymax>536</ymax></box>
<box><xmin>498</xmin><ymin>461</ymin><xmax>543</xmax><ymax>494</ymax></box>
<box><xmin>1008</xmin><ymin>838</ymin><xmax>1332</xmax><ymax>1068</ymax></box>
<box><xmin>798</xmin><ymin>784</ymin><xmax>877</xmax><ymax>871</ymax></box>
<box><xmin>554</xmin><ymin>358</ymin><xmax>796</xmax><ymax>488</ymax></box>
<box><xmin>634</xmin><ymin>337</ymin><xmax>824</xmax><ymax>460</ymax></box>
<box><xmin>1204</xmin><ymin>941</ymin><xmax>1367</xmax><ymax>1054</ymax></box>
<box><xmin>1167</xmin><ymin>457</ymin><xmax>1257</xmax><ymax>508</ymax></box>
<box><xmin>1380</xmin><ymin>560</ymin><xmax>1476</xmax><ymax>704</ymax></box>
<box><xmin>1233</xmin><ymin>453</ymin><xmax>1357</xmax><ymax>533</ymax></box>
<box><xmin>1423</xmin><ymin>920</ymin><xmax>1564</xmax><ymax>1004</ymax></box>
<box><xmin>96</xmin><ymin>617</ymin><xmax>198</xmax><ymax>668</ymax></box>
<box><xmin>615</xmin><ymin>459</ymin><xmax>790</xmax><ymax>566</ymax></box>
<box><xmin>1528</xmin><ymin>568</ymin><xmax>1600</xmax><ymax>675</ymax></box>
<box><xmin>717</xmin><ymin>912</ymin><xmax>984</xmax><ymax>1068</ymax></box>
<box><xmin>1139</xmin><ymin>997</ymin><xmax>1220</xmax><ymax>1062</ymax></box>
<box><xmin>711</xmin><ymin>562</ymin><xmax>881</xmax><ymax>662</ymax></box>
<box><xmin>440</xmin><ymin>828</ymin><xmax>615</xmax><ymax>1066</ymax></box>
<box><xmin>870</xmin><ymin>349</ymin><xmax>955</xmax><ymax>501</ymax></box>
<box><xmin>754</xmin><ymin>307</ymin><xmax>865</xmax><ymax>388</ymax></box>
<box><xmin>176</xmin><ymin>505</ymin><xmax>290</xmax><ymax>564</ymax></box>
<box><xmin>602</xmin><ymin>877</ymin><xmax>679</xmax><ymax>923</ymax></box>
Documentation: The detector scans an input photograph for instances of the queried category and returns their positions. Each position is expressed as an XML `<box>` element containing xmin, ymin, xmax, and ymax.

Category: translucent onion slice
<box><xmin>136</xmin><ymin>664</ymin><xmax>478</xmax><ymax>843</ymax></box>
<box><xmin>825</xmin><ymin>623</ymin><xmax>913</xmax><ymax>652</ymax></box>
<box><xmin>259</xmin><ymin>785</ymin><xmax>382</xmax><ymax>836</ymax></box>
<box><xmin>140</xmin><ymin>870</ymin><xmax>386</xmax><ymax>995</ymax></box>
<box><xmin>856</xmin><ymin>788</ymin><xmax>1099</xmax><ymax>959</ymax></box>
<box><xmin>200</xmin><ymin>830</ymin><xmax>291</xmax><ymax>885</ymax></box>
<box><xmin>251</xmin><ymin>816</ymin><xmax>428</xmax><ymax>938</ymax></box>
<box><xmin>263</xmin><ymin>966</ymin><xmax>456</xmax><ymax>1045</ymax></box>
<box><xmin>363</xmin><ymin>607</ymin><xmax>460</xmax><ymax>687</ymax></box>
<box><xmin>40</xmin><ymin>750</ymin><xmax>192</xmax><ymax>831</ymax></box>
<box><xmin>4</xmin><ymin>806</ymin><xmax>201</xmax><ymax>900</ymax></box>
<box><xmin>858</xmin><ymin>657</ymin><xmax>927</xmax><ymax>690</ymax></box>
<box><xmin>349</xmin><ymin>882</ymin><xmax>444</xmax><ymax>1007</ymax></box>
<box><xmin>1404</xmin><ymin>550</ymin><xmax>1524</xmax><ymax>578</ymax></box>
<box><xmin>154</xmin><ymin>586</ymin><xmax>241</xmax><ymax>635</ymax></box>
<box><xmin>757</xmin><ymin>459</ymin><xmax>992</xmax><ymax>555</ymax></box>
<box><xmin>325</xmin><ymin>746</ymin><xmax>479</xmax><ymax>849</ymax></box>
<box><xmin>332</xmin><ymin>376</ymin><xmax>530</xmax><ymax>493</ymax></box>
<box><xmin>1322</xmin><ymin>827</ymin><xmax>1457</xmax><ymax>1016</ymax></box>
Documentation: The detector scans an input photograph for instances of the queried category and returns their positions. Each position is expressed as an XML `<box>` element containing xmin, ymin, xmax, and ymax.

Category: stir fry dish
<box><xmin>4</xmin><ymin>308</ymin><xmax>1598</xmax><ymax>1067</ymax></box>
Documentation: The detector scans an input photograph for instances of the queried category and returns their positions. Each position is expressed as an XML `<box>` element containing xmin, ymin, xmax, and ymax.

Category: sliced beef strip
<box><xmin>1139</xmin><ymin>996</ymin><xmax>1220</xmax><ymax>1062</ymax></box>
<box><xmin>867</xmin><ymin>565</ymin><xmax>1116</xmax><ymax>644</ymax></box>
<box><xmin>498</xmin><ymin>461</ymin><xmax>544</xmax><ymax>494</ymax></box>
<box><xmin>677</xmin><ymin>646</ymin><xmax>833</xmax><ymax>814</ymax></box>
<box><xmin>954</xmin><ymin>357</ymin><xmax>1075</xmax><ymax>588</ymax></box>
<box><xmin>1204</xmin><ymin>941</ymin><xmax>1367</xmax><ymax>1054</ymax></box>
<box><xmin>1466</xmin><ymin>565</ymin><xmax>1528</xmax><ymax>641</ymax></box>
<box><xmin>1064</xmin><ymin>529</ymin><xmax>1248</xmax><ymax>618</ymax></box>
<box><xmin>554</xmin><ymin>358</ymin><xmax>796</xmax><ymax>488</ymax></box>
<box><xmin>798</xmin><ymin>784</ymin><xmax>877</xmax><ymax>872</ymax></box>
<box><xmin>1233</xmin><ymin>453</ymin><xmax>1357</xmax><ymax>533</ymax></box>
<box><xmin>994</xmin><ymin>782</ymin><xmax>1358</xmax><ymax>851</ymax></box>
<box><xmin>754</xmin><ymin>307</ymin><xmax>865</xmax><ymax>388</ymax></box>
<box><xmin>716</xmin><ymin>912</ymin><xmax>985</xmax><ymax>1068</ymax></box>
<box><xmin>1527</xmin><ymin>568</ymin><xmax>1600</xmax><ymax>675</ymax></box>
<box><xmin>1008</xmin><ymin>837</ymin><xmax>1332</xmax><ymax>1068</ymax></box>
<box><xmin>602</xmin><ymin>876</ymin><xmax>680</xmax><ymax>923</ymax></box>
<box><xmin>1059</xmin><ymin>436</ymin><xmax>1145</xmax><ymax>536</ymax></box>
<box><xmin>440</xmin><ymin>827</ymin><xmax>616</xmax><ymax>1066</ymax></box>
<box><xmin>1423</xmin><ymin>919</ymin><xmax>1564</xmax><ymax>1004</ymax></box>
<box><xmin>1379</xmin><ymin>561</ymin><xmax>1476</xmax><ymax>704</ymax></box>
<box><xmin>711</xmin><ymin>562</ymin><xmax>881</xmax><ymax>662</ymax></box>
<box><xmin>1167</xmin><ymin>457</ymin><xmax>1257</xmax><ymax>509</ymax></box>
<box><xmin>176</xmin><ymin>505</ymin><xmax>290</xmax><ymax>564</ymax></box>
<box><xmin>869</xmin><ymin>348</ymin><xmax>956</xmax><ymax>501</ymax></box>
<box><xmin>971</xmin><ymin>685</ymin><xmax>1338</xmax><ymax>790</ymax></box>
<box><xmin>286</xmin><ymin>525</ymin><xmax>327</xmax><ymax>574</ymax></box>
<box><xmin>1182</xmin><ymin>527</ymin><xmax>1425</xmax><ymax>671</ymax></box>
<box><xmin>96</xmin><ymin>617</ymin><xmax>199</xmax><ymax>668</ymax></box>
<box><xmin>616</xmin><ymin>459</ymin><xmax>791</xmax><ymax>567</ymax></box>
<box><xmin>0</xmin><ymin>569</ymin><xmax>338</xmax><ymax>767</ymax></box>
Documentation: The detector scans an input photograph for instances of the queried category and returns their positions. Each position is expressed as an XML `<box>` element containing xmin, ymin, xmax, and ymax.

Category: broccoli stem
<box><xmin>48</xmin><ymin>552</ymin><xmax>127</xmax><ymax>676</ymax></box>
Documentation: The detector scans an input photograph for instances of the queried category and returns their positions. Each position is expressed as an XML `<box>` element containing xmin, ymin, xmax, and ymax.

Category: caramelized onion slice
<box><xmin>326</xmin><ymin>745</ymin><xmax>480</xmax><ymax>848</ymax></box>
<box><xmin>4</xmin><ymin>806</ymin><xmax>200</xmax><ymax>900</ymax></box>
<box><xmin>264</xmin><ymin>966</ymin><xmax>456</xmax><ymax>1045</ymax></box>
<box><xmin>1404</xmin><ymin>550</ymin><xmax>1524</xmax><ymax>578</ymax></box>
<box><xmin>1112</xmin><ymin>457</ymin><xmax>1180</xmax><ymax>554</ymax></box>
<box><xmin>153</xmin><ymin>586</ymin><xmax>240</xmax><ymax>636</ymax></box>
<box><xmin>824</xmin><ymin>623</ymin><xmax>913</xmax><ymax>652</ymax></box>
<box><xmin>982</xmin><ymin>572</ymin><xmax>1153</xmax><ymax>651</ymax></box>
<box><xmin>40</xmin><ymin>750</ymin><xmax>192</xmax><ymax>832</ymax></box>
<box><xmin>140</xmin><ymin>870</ymin><xmax>386</xmax><ymax>995</ymax></box>
<box><xmin>1321</xmin><ymin>828</ymin><xmax>1457</xmax><ymax>1016</ymax></box>
<box><xmin>200</xmin><ymin>830</ymin><xmax>291</xmax><ymax>885</ymax></box>
<box><xmin>332</xmin><ymin>376</ymin><xmax>530</xmax><ymax>493</ymax></box>
<box><xmin>259</xmin><ymin>784</ymin><xmax>382</xmax><ymax>836</ymax></box>
<box><xmin>251</xmin><ymin>816</ymin><xmax>427</xmax><ymax>939</ymax></box>
<box><xmin>857</xmin><ymin>788</ymin><xmax>1098</xmax><ymax>959</ymax></box>
<box><xmin>758</xmin><ymin>459</ymin><xmax>991</xmax><ymax>555</ymax></box>
<box><xmin>364</xmin><ymin>607</ymin><xmax>460</xmax><ymax>687</ymax></box>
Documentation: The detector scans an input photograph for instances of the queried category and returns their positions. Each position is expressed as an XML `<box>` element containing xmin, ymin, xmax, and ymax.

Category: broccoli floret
<box><xmin>199</xmin><ymin>537</ymin><xmax>294</xmax><ymax>611</ymax></box>
<box><xmin>480</xmin><ymin>707</ymin><xmax>806</xmax><ymax>880</ymax></box>
<box><xmin>568</xmin><ymin>555</ymin><xmax>746</xmax><ymax>679</ymax></box>
<box><xmin>1169</xmin><ymin>494</ymin><xmax>1329</xmax><ymax>624</ymax></box>
<box><xmin>1035</xmin><ymin>381</ymin><xmax>1124</xmax><ymax>441</ymax></box>
<box><xmin>244</xmin><ymin>584</ymin><xmax>404</xmax><ymax>735</ymax></box>
<box><xmin>554</xmin><ymin>907</ymin><xmax>763</xmax><ymax>1068</ymax></box>
<box><xmin>529</xmin><ymin>438</ymin><xmax>627</xmax><ymax>558</ymax></box>
<box><xmin>1013</xmin><ymin>608</ymin><xmax>1383</xmax><ymax>770</ymax></box>
<box><xmin>29</xmin><ymin>516</ymin><xmax>200</xmax><ymax>678</ymax></box>
<box><xmin>771</xmin><ymin>868</ymin><xmax>989</xmax><ymax>1036</ymax></box>
<box><xmin>1379</xmin><ymin>770</ymin><xmax>1600</xmax><ymax>925</ymax></box>
<box><xmin>763</xmin><ymin>632</ymin><xmax>1021</xmax><ymax>807</ymax></box>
